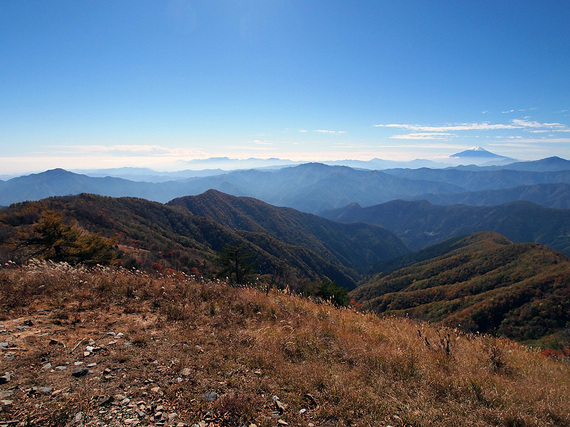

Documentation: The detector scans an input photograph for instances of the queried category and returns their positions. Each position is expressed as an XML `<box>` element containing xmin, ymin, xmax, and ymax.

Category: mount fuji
<box><xmin>449</xmin><ymin>146</ymin><xmax>516</xmax><ymax>165</ymax></box>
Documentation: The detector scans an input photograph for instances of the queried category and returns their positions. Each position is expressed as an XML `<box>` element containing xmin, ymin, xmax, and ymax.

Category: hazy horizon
<box><xmin>2</xmin><ymin>1</ymin><xmax>569</xmax><ymax>174</ymax></box>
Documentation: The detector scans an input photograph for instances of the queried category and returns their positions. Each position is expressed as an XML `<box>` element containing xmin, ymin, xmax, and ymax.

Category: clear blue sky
<box><xmin>1</xmin><ymin>1</ymin><xmax>570</xmax><ymax>173</ymax></box>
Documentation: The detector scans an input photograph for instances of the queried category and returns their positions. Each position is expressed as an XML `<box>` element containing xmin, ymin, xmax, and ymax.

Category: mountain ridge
<box><xmin>1</xmin><ymin>157</ymin><xmax>570</xmax><ymax>212</ymax></box>
<box><xmin>321</xmin><ymin>199</ymin><xmax>570</xmax><ymax>255</ymax></box>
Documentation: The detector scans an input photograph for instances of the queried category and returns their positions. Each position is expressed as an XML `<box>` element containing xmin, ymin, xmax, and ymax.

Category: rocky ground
<box><xmin>0</xmin><ymin>307</ymin><xmax>293</xmax><ymax>427</ymax></box>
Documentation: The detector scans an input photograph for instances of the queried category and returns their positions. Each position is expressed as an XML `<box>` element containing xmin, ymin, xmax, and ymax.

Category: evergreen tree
<box><xmin>19</xmin><ymin>210</ymin><xmax>117</xmax><ymax>265</ymax></box>
<box><xmin>215</xmin><ymin>244</ymin><xmax>256</xmax><ymax>285</ymax></box>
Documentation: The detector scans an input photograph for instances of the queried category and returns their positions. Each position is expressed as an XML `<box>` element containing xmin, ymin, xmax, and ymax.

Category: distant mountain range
<box><xmin>1</xmin><ymin>156</ymin><xmax>570</xmax><ymax>213</ymax></box>
<box><xmin>321</xmin><ymin>199</ymin><xmax>570</xmax><ymax>255</ymax></box>
<box><xmin>412</xmin><ymin>183</ymin><xmax>570</xmax><ymax>209</ymax></box>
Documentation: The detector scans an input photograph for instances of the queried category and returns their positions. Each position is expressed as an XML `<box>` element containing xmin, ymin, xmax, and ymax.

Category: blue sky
<box><xmin>1</xmin><ymin>0</ymin><xmax>570</xmax><ymax>173</ymax></box>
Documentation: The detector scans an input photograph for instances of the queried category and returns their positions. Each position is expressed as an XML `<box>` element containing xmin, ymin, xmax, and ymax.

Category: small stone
<box><xmin>0</xmin><ymin>400</ymin><xmax>13</xmax><ymax>407</ymax></box>
<box><xmin>38</xmin><ymin>387</ymin><xmax>53</xmax><ymax>394</ymax></box>
<box><xmin>74</xmin><ymin>412</ymin><xmax>83</xmax><ymax>422</ymax></box>
<box><xmin>23</xmin><ymin>319</ymin><xmax>34</xmax><ymax>326</ymax></box>
<box><xmin>277</xmin><ymin>420</ymin><xmax>288</xmax><ymax>425</ymax></box>
<box><xmin>180</xmin><ymin>367</ymin><xmax>192</xmax><ymax>377</ymax></box>
<box><xmin>0</xmin><ymin>373</ymin><xmax>11</xmax><ymax>384</ymax></box>
<box><xmin>72</xmin><ymin>367</ymin><xmax>89</xmax><ymax>377</ymax></box>
<box><xmin>0</xmin><ymin>391</ymin><xmax>13</xmax><ymax>399</ymax></box>
<box><xmin>168</xmin><ymin>412</ymin><xmax>177</xmax><ymax>421</ymax></box>
<box><xmin>55</xmin><ymin>365</ymin><xmax>67</xmax><ymax>371</ymax></box>
<box><xmin>42</xmin><ymin>363</ymin><xmax>52</xmax><ymax>370</ymax></box>
<box><xmin>98</xmin><ymin>395</ymin><xmax>114</xmax><ymax>406</ymax></box>
<box><xmin>0</xmin><ymin>342</ymin><xmax>8</xmax><ymax>349</ymax></box>
<box><xmin>87</xmin><ymin>362</ymin><xmax>97</xmax><ymax>368</ymax></box>
<box><xmin>201</xmin><ymin>392</ymin><xmax>218</xmax><ymax>402</ymax></box>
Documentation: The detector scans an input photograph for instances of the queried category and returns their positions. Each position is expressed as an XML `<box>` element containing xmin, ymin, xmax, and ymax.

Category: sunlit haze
<box><xmin>1</xmin><ymin>1</ymin><xmax>570</xmax><ymax>174</ymax></box>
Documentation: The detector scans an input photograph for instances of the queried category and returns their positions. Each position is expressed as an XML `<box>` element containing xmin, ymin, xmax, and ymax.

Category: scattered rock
<box><xmin>72</xmin><ymin>367</ymin><xmax>89</xmax><ymax>377</ymax></box>
<box><xmin>37</xmin><ymin>386</ymin><xmax>54</xmax><ymax>394</ymax></box>
<box><xmin>0</xmin><ymin>372</ymin><xmax>12</xmax><ymax>384</ymax></box>
<box><xmin>201</xmin><ymin>391</ymin><xmax>218</xmax><ymax>402</ymax></box>
<box><xmin>97</xmin><ymin>395</ymin><xmax>114</xmax><ymax>406</ymax></box>
<box><xmin>180</xmin><ymin>367</ymin><xmax>192</xmax><ymax>377</ymax></box>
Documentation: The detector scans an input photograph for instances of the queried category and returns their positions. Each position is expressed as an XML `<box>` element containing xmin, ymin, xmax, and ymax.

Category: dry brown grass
<box><xmin>0</xmin><ymin>261</ymin><xmax>568</xmax><ymax>426</ymax></box>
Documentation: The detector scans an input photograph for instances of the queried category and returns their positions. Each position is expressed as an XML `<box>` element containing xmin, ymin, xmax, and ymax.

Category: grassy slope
<box><xmin>0</xmin><ymin>262</ymin><xmax>568</xmax><ymax>426</ymax></box>
<box><xmin>352</xmin><ymin>232</ymin><xmax>570</xmax><ymax>345</ymax></box>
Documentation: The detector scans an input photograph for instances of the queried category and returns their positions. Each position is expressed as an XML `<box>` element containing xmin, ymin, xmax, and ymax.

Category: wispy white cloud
<box><xmin>510</xmin><ymin>119</ymin><xmax>566</xmax><ymax>129</ymax></box>
<box><xmin>390</xmin><ymin>132</ymin><xmax>451</xmax><ymax>140</ymax></box>
<box><xmin>375</xmin><ymin>119</ymin><xmax>568</xmax><ymax>133</ymax></box>
<box><xmin>376</xmin><ymin>122</ymin><xmax>519</xmax><ymax>131</ymax></box>
<box><xmin>315</xmin><ymin>129</ymin><xmax>346</xmax><ymax>134</ymax></box>
<box><xmin>501</xmin><ymin>107</ymin><xmax>537</xmax><ymax>114</ymax></box>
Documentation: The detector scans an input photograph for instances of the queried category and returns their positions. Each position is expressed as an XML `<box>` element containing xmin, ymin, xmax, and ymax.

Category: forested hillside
<box><xmin>0</xmin><ymin>193</ymin><xmax>408</xmax><ymax>289</ymax></box>
<box><xmin>169</xmin><ymin>190</ymin><xmax>408</xmax><ymax>272</ymax></box>
<box><xmin>352</xmin><ymin>232</ymin><xmax>570</xmax><ymax>347</ymax></box>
